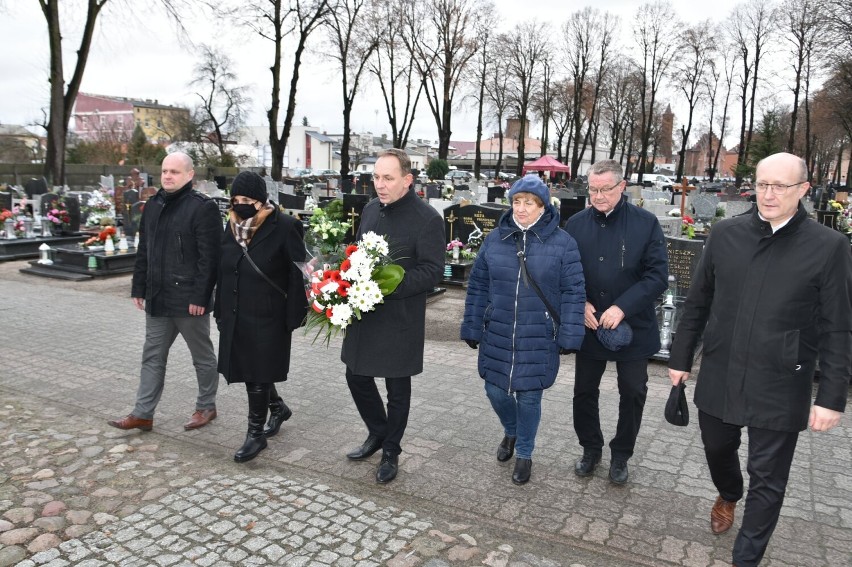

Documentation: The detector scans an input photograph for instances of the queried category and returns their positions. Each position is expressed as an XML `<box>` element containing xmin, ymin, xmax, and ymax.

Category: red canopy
<box><xmin>521</xmin><ymin>155</ymin><xmax>571</xmax><ymax>174</ymax></box>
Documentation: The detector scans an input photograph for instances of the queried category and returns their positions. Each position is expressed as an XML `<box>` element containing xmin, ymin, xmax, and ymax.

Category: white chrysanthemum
<box><xmin>348</xmin><ymin>280</ymin><xmax>383</xmax><ymax>311</ymax></box>
<box><xmin>345</xmin><ymin>250</ymin><xmax>375</xmax><ymax>282</ymax></box>
<box><xmin>330</xmin><ymin>303</ymin><xmax>353</xmax><ymax>328</ymax></box>
<box><xmin>360</xmin><ymin>232</ymin><xmax>390</xmax><ymax>256</ymax></box>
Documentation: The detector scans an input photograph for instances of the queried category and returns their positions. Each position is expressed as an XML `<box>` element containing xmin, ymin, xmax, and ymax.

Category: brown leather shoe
<box><xmin>710</xmin><ymin>495</ymin><xmax>737</xmax><ymax>534</ymax></box>
<box><xmin>107</xmin><ymin>415</ymin><xmax>153</xmax><ymax>431</ymax></box>
<box><xmin>184</xmin><ymin>408</ymin><xmax>217</xmax><ymax>430</ymax></box>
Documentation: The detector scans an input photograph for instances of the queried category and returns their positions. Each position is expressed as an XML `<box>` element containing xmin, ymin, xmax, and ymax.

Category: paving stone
<box><xmin>0</xmin><ymin>545</ymin><xmax>28</xmax><ymax>567</ymax></box>
<box><xmin>0</xmin><ymin>527</ymin><xmax>39</xmax><ymax>545</ymax></box>
<box><xmin>41</xmin><ymin>500</ymin><xmax>66</xmax><ymax>517</ymax></box>
<box><xmin>33</xmin><ymin>516</ymin><xmax>66</xmax><ymax>532</ymax></box>
<box><xmin>27</xmin><ymin>532</ymin><xmax>63</xmax><ymax>553</ymax></box>
<box><xmin>3</xmin><ymin>507</ymin><xmax>35</xmax><ymax>524</ymax></box>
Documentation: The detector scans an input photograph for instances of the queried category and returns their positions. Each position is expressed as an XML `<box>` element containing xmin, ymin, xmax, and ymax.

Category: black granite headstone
<box><xmin>279</xmin><ymin>193</ymin><xmax>307</xmax><ymax>210</ymax></box>
<box><xmin>487</xmin><ymin>186</ymin><xmax>505</xmax><ymax>203</ymax></box>
<box><xmin>342</xmin><ymin>193</ymin><xmax>370</xmax><ymax>243</ymax></box>
<box><xmin>341</xmin><ymin>178</ymin><xmax>355</xmax><ymax>194</ymax></box>
<box><xmin>666</xmin><ymin>236</ymin><xmax>704</xmax><ymax>297</ymax></box>
<box><xmin>212</xmin><ymin>197</ymin><xmax>231</xmax><ymax>218</ymax></box>
<box><xmin>0</xmin><ymin>191</ymin><xmax>12</xmax><ymax>212</ymax></box>
<box><xmin>122</xmin><ymin>189</ymin><xmax>139</xmax><ymax>219</ymax></box>
<box><xmin>357</xmin><ymin>174</ymin><xmax>373</xmax><ymax>195</ymax></box>
<box><xmin>39</xmin><ymin>193</ymin><xmax>62</xmax><ymax>217</ymax></box>
<box><xmin>214</xmin><ymin>176</ymin><xmax>227</xmax><ymax>190</ymax></box>
<box><xmin>125</xmin><ymin>201</ymin><xmax>145</xmax><ymax>237</ymax></box>
<box><xmin>426</xmin><ymin>184</ymin><xmax>442</xmax><ymax>200</ymax></box>
<box><xmin>451</xmin><ymin>203</ymin><xmax>507</xmax><ymax>244</ymax></box>
<box><xmin>559</xmin><ymin>196</ymin><xmax>586</xmax><ymax>227</ymax></box>
<box><xmin>24</xmin><ymin>178</ymin><xmax>48</xmax><ymax>198</ymax></box>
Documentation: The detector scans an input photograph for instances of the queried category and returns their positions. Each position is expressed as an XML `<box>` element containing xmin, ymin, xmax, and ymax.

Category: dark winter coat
<box><xmin>668</xmin><ymin>205</ymin><xmax>851</xmax><ymax>432</ymax></box>
<box><xmin>214</xmin><ymin>210</ymin><xmax>308</xmax><ymax>384</ymax></box>
<box><xmin>340</xmin><ymin>188</ymin><xmax>445</xmax><ymax>377</ymax></box>
<box><xmin>131</xmin><ymin>182</ymin><xmax>222</xmax><ymax>317</ymax></box>
<box><xmin>564</xmin><ymin>195</ymin><xmax>668</xmax><ymax>361</ymax></box>
<box><xmin>460</xmin><ymin>206</ymin><xmax>586</xmax><ymax>392</ymax></box>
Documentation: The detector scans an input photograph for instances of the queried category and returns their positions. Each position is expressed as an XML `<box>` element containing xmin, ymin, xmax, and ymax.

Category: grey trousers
<box><xmin>132</xmin><ymin>314</ymin><xmax>219</xmax><ymax>420</ymax></box>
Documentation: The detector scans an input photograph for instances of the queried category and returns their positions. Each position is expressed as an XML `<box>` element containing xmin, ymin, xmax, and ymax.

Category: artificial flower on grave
<box><xmin>46</xmin><ymin>206</ymin><xmax>71</xmax><ymax>228</ymax></box>
<box><xmin>446</xmin><ymin>239</ymin><xmax>464</xmax><ymax>257</ymax></box>
<box><xmin>298</xmin><ymin>231</ymin><xmax>404</xmax><ymax>345</ymax></box>
<box><xmin>84</xmin><ymin>190</ymin><xmax>116</xmax><ymax>227</ymax></box>
<box><xmin>681</xmin><ymin>214</ymin><xmax>695</xmax><ymax>239</ymax></box>
<box><xmin>82</xmin><ymin>226</ymin><xmax>118</xmax><ymax>248</ymax></box>
<box><xmin>828</xmin><ymin>200</ymin><xmax>852</xmax><ymax>233</ymax></box>
<box><xmin>0</xmin><ymin>209</ymin><xmax>12</xmax><ymax>223</ymax></box>
<box><xmin>304</xmin><ymin>201</ymin><xmax>352</xmax><ymax>257</ymax></box>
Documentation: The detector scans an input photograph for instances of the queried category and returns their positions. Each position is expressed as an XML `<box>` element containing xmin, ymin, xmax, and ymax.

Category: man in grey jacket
<box><xmin>668</xmin><ymin>152</ymin><xmax>851</xmax><ymax>567</ymax></box>
<box><xmin>108</xmin><ymin>152</ymin><xmax>222</xmax><ymax>432</ymax></box>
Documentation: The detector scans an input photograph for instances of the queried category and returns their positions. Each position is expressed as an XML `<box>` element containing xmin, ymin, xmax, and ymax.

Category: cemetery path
<box><xmin>1</xmin><ymin>260</ymin><xmax>850</xmax><ymax>567</ymax></box>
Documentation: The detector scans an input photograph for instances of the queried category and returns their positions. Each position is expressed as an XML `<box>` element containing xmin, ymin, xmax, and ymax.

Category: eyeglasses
<box><xmin>586</xmin><ymin>181</ymin><xmax>622</xmax><ymax>195</ymax></box>
<box><xmin>754</xmin><ymin>181</ymin><xmax>804</xmax><ymax>195</ymax></box>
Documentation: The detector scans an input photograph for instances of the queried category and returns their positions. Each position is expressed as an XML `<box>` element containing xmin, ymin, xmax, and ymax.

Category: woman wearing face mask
<box><xmin>460</xmin><ymin>175</ymin><xmax>586</xmax><ymax>484</ymax></box>
<box><xmin>214</xmin><ymin>171</ymin><xmax>308</xmax><ymax>462</ymax></box>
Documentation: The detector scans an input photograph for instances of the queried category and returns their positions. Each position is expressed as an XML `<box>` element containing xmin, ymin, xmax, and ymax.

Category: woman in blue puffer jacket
<box><xmin>460</xmin><ymin>175</ymin><xmax>586</xmax><ymax>485</ymax></box>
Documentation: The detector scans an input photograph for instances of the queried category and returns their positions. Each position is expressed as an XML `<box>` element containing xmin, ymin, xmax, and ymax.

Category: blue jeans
<box><xmin>484</xmin><ymin>381</ymin><xmax>543</xmax><ymax>460</ymax></box>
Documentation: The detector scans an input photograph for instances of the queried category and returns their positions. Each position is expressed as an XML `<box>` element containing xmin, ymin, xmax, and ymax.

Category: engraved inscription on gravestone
<box><xmin>666</xmin><ymin>236</ymin><xmax>704</xmax><ymax>297</ymax></box>
<box><xmin>453</xmin><ymin>204</ymin><xmax>506</xmax><ymax>244</ymax></box>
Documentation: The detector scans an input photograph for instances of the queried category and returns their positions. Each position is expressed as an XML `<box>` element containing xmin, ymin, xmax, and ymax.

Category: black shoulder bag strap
<box><xmin>241</xmin><ymin>248</ymin><xmax>288</xmax><ymax>299</ymax></box>
<box><xmin>515</xmin><ymin>235</ymin><xmax>560</xmax><ymax>325</ymax></box>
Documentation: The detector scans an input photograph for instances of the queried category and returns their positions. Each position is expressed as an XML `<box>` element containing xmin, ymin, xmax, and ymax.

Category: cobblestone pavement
<box><xmin>0</xmin><ymin>261</ymin><xmax>850</xmax><ymax>566</ymax></box>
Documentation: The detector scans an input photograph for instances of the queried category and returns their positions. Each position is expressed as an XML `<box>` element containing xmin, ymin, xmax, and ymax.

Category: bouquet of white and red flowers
<box><xmin>300</xmin><ymin>231</ymin><xmax>404</xmax><ymax>344</ymax></box>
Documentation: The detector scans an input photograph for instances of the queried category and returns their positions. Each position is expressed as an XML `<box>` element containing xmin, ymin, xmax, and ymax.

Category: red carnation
<box><xmin>345</xmin><ymin>244</ymin><xmax>359</xmax><ymax>257</ymax></box>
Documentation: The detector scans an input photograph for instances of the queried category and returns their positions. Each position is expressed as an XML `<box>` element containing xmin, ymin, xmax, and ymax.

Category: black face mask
<box><xmin>233</xmin><ymin>204</ymin><xmax>259</xmax><ymax>219</ymax></box>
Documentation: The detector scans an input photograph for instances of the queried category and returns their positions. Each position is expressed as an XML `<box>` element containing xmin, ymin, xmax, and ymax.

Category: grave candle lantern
<box><xmin>38</xmin><ymin>243</ymin><xmax>53</xmax><ymax>265</ymax></box>
<box><xmin>4</xmin><ymin>218</ymin><xmax>16</xmax><ymax>239</ymax></box>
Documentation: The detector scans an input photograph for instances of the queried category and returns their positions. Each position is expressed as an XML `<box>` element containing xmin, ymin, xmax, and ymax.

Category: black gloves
<box><xmin>559</xmin><ymin>348</ymin><xmax>578</xmax><ymax>355</ymax></box>
<box><xmin>465</xmin><ymin>339</ymin><xmax>479</xmax><ymax>349</ymax></box>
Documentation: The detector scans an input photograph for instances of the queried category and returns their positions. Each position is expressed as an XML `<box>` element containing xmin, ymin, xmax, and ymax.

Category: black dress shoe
<box><xmin>574</xmin><ymin>452</ymin><xmax>601</xmax><ymax>477</ymax></box>
<box><xmin>609</xmin><ymin>459</ymin><xmax>629</xmax><ymax>485</ymax></box>
<box><xmin>512</xmin><ymin>458</ymin><xmax>532</xmax><ymax>485</ymax></box>
<box><xmin>376</xmin><ymin>452</ymin><xmax>398</xmax><ymax>484</ymax></box>
<box><xmin>496</xmin><ymin>435</ymin><xmax>516</xmax><ymax>462</ymax></box>
<box><xmin>346</xmin><ymin>435</ymin><xmax>384</xmax><ymax>460</ymax></box>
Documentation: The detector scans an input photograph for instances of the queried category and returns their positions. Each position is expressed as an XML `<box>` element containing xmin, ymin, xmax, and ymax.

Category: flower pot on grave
<box><xmin>452</xmin><ymin>246</ymin><xmax>460</xmax><ymax>262</ymax></box>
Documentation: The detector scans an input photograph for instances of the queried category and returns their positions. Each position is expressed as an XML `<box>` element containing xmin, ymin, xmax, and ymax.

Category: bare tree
<box><xmin>780</xmin><ymin>0</ymin><xmax>827</xmax><ymax>157</ymax></box>
<box><xmin>633</xmin><ymin>0</ymin><xmax>679</xmax><ymax>180</ymax></box>
<box><xmin>729</xmin><ymin>0</ymin><xmax>775</xmax><ymax>184</ymax></box>
<box><xmin>325</xmin><ymin>0</ymin><xmax>378</xmax><ymax>176</ymax></box>
<box><xmin>369</xmin><ymin>0</ymin><xmax>424</xmax><ymax>149</ymax></box>
<box><xmin>551</xmin><ymin>79</ymin><xmax>574</xmax><ymax>164</ymax></box>
<box><xmin>483</xmin><ymin>45</ymin><xmax>511</xmax><ymax>176</ymax></box>
<box><xmin>562</xmin><ymin>7</ymin><xmax>617</xmax><ymax>179</ymax></box>
<box><xmin>468</xmin><ymin>7</ymin><xmax>498</xmax><ymax>177</ymax></box>
<box><xmin>600</xmin><ymin>62</ymin><xmax>641</xmax><ymax>165</ymax></box>
<box><xmin>190</xmin><ymin>45</ymin><xmax>250</xmax><ymax>166</ymax></box>
<box><xmin>403</xmin><ymin>0</ymin><xmax>483</xmax><ymax>159</ymax></box>
<box><xmin>672</xmin><ymin>23</ymin><xmax>715</xmax><ymax>182</ymax></box>
<box><xmin>505</xmin><ymin>20</ymin><xmax>550</xmax><ymax>175</ymax></box>
<box><xmin>531</xmin><ymin>56</ymin><xmax>554</xmax><ymax>157</ymax></box>
<box><xmin>226</xmin><ymin>0</ymin><xmax>330</xmax><ymax>180</ymax></box>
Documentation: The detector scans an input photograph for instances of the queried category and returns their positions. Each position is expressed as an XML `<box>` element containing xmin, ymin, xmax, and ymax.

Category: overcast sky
<box><xmin>1</xmin><ymin>0</ymin><xmax>768</xmax><ymax>148</ymax></box>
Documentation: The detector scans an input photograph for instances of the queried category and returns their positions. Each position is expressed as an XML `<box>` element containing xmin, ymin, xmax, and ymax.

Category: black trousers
<box><xmin>699</xmin><ymin>411</ymin><xmax>799</xmax><ymax>567</ymax></box>
<box><xmin>573</xmin><ymin>354</ymin><xmax>648</xmax><ymax>460</ymax></box>
<box><xmin>345</xmin><ymin>368</ymin><xmax>411</xmax><ymax>456</ymax></box>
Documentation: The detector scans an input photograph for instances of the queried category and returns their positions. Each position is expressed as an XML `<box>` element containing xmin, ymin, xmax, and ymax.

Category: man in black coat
<box><xmin>668</xmin><ymin>152</ymin><xmax>851</xmax><ymax>567</ymax></box>
<box><xmin>564</xmin><ymin>159</ymin><xmax>668</xmax><ymax>485</ymax></box>
<box><xmin>341</xmin><ymin>148</ymin><xmax>445</xmax><ymax>484</ymax></box>
<box><xmin>108</xmin><ymin>152</ymin><xmax>222</xmax><ymax>432</ymax></box>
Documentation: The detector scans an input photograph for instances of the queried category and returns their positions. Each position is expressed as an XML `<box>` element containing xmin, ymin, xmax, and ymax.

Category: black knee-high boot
<box><xmin>234</xmin><ymin>383</ymin><xmax>269</xmax><ymax>463</ymax></box>
<box><xmin>264</xmin><ymin>384</ymin><xmax>292</xmax><ymax>438</ymax></box>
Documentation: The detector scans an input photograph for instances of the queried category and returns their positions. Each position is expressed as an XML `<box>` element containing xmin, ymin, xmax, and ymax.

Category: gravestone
<box><xmin>342</xmin><ymin>193</ymin><xmax>370</xmax><ymax>243</ymax></box>
<box><xmin>724</xmin><ymin>201</ymin><xmax>752</xmax><ymax>218</ymax></box>
<box><xmin>448</xmin><ymin>203</ymin><xmax>507</xmax><ymax>245</ymax></box>
<box><xmin>100</xmin><ymin>175</ymin><xmax>115</xmax><ymax>191</ymax></box>
<box><xmin>214</xmin><ymin>176</ymin><xmax>227</xmax><ymax>190</ymax></box>
<box><xmin>357</xmin><ymin>174</ymin><xmax>373</xmax><ymax>195</ymax></box>
<box><xmin>24</xmin><ymin>178</ymin><xmax>48</xmax><ymax>198</ymax></box>
<box><xmin>486</xmin><ymin>186</ymin><xmax>505</xmax><ymax>203</ymax></box>
<box><xmin>425</xmin><ymin>184</ymin><xmax>442</xmax><ymax>200</ymax></box>
<box><xmin>122</xmin><ymin>189</ymin><xmax>139</xmax><ymax>222</ymax></box>
<box><xmin>140</xmin><ymin>187</ymin><xmax>157</xmax><ymax>201</ymax></box>
<box><xmin>340</xmin><ymin>177</ymin><xmax>355</xmax><ymax>194</ymax></box>
<box><xmin>666</xmin><ymin>236</ymin><xmax>704</xmax><ymax>297</ymax></box>
<box><xmin>279</xmin><ymin>193</ymin><xmax>307</xmax><ymax>210</ymax></box>
<box><xmin>212</xmin><ymin>197</ymin><xmax>231</xmax><ymax>219</ymax></box>
<box><xmin>657</xmin><ymin>217</ymin><xmax>682</xmax><ymax>238</ymax></box>
<box><xmin>559</xmin><ymin>197</ymin><xmax>586</xmax><ymax>227</ymax></box>
<box><xmin>125</xmin><ymin>201</ymin><xmax>145</xmax><ymax>237</ymax></box>
<box><xmin>429</xmin><ymin>199</ymin><xmax>455</xmax><ymax>218</ymax></box>
<box><xmin>802</xmin><ymin>199</ymin><xmax>814</xmax><ymax>215</ymax></box>
<box><xmin>454</xmin><ymin>189</ymin><xmax>473</xmax><ymax>203</ymax></box>
<box><xmin>0</xmin><ymin>191</ymin><xmax>12</xmax><ymax>212</ymax></box>
<box><xmin>39</xmin><ymin>193</ymin><xmax>62</xmax><ymax>217</ymax></box>
<box><xmin>644</xmin><ymin>202</ymin><xmax>673</xmax><ymax>218</ymax></box>
<box><xmin>113</xmin><ymin>186</ymin><xmax>128</xmax><ymax>218</ymax></box>
<box><xmin>691</xmin><ymin>193</ymin><xmax>720</xmax><ymax>222</ymax></box>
